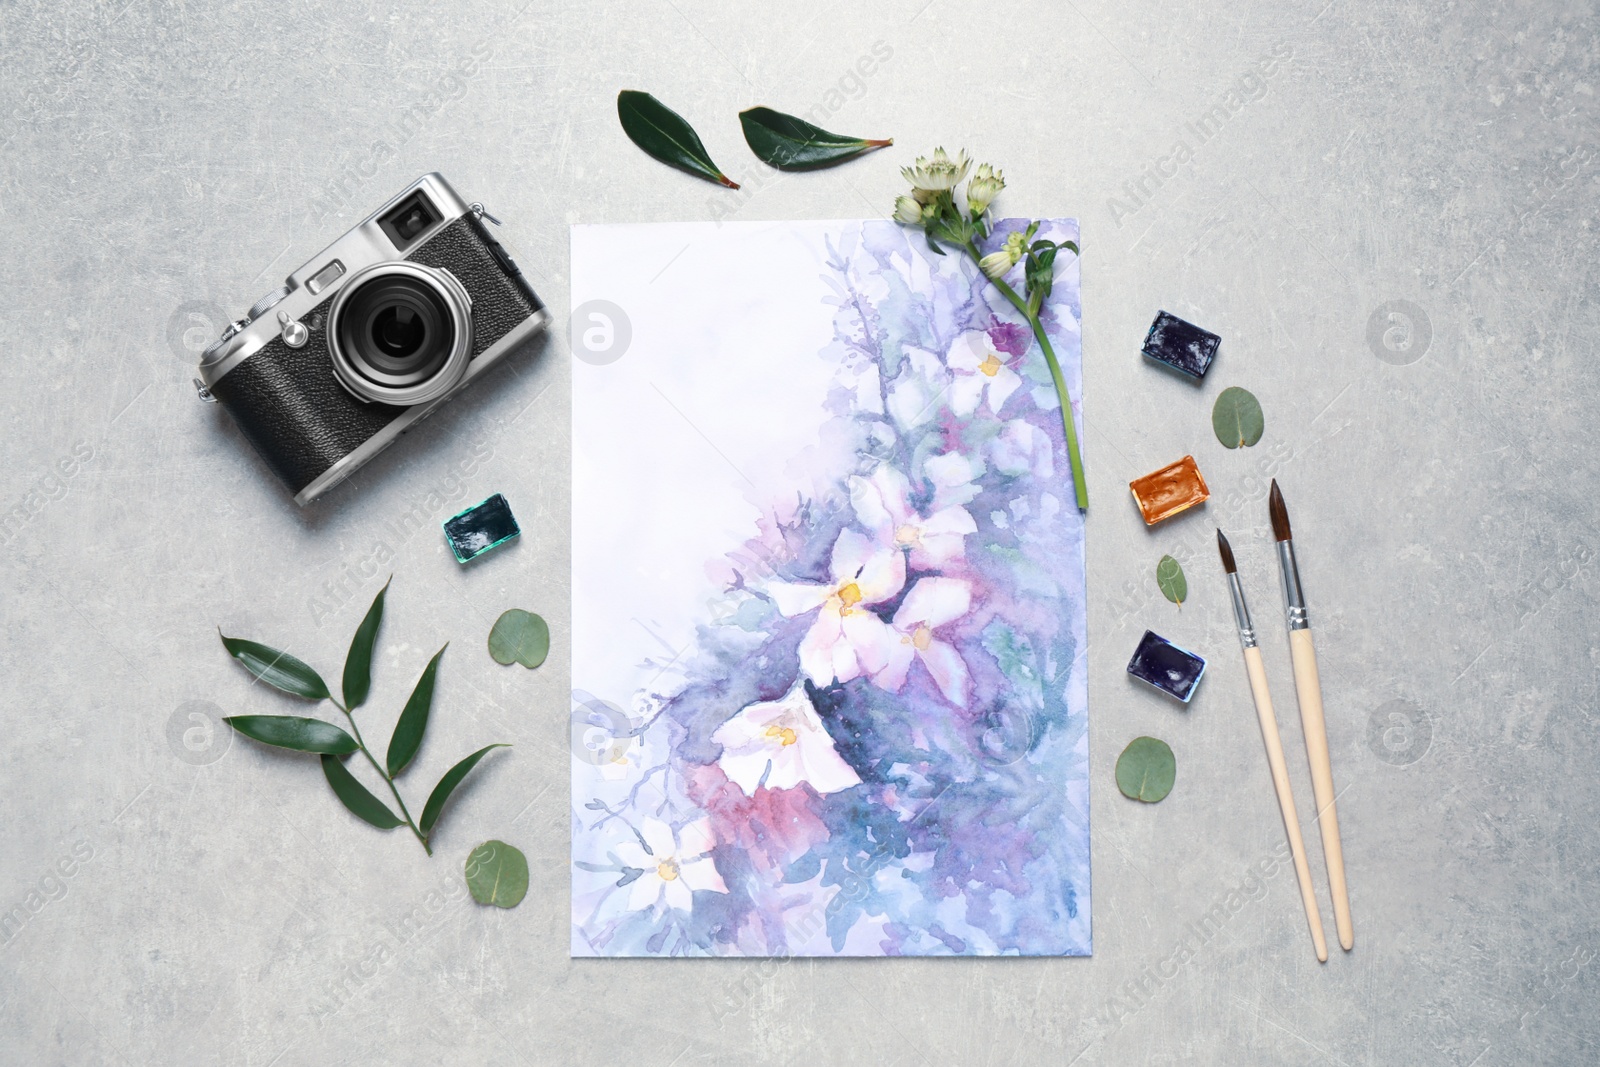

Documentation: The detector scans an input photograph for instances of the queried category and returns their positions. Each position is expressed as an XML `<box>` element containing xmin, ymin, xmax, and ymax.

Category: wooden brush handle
<box><xmin>1289</xmin><ymin>627</ymin><xmax>1354</xmax><ymax>951</ymax></box>
<box><xmin>1244</xmin><ymin>646</ymin><xmax>1328</xmax><ymax>962</ymax></box>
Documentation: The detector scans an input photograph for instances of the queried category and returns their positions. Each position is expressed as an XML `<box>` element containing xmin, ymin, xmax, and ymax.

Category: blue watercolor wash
<box><xmin>1126</xmin><ymin>629</ymin><xmax>1207</xmax><ymax>703</ymax></box>
<box><xmin>442</xmin><ymin>493</ymin><xmax>520</xmax><ymax>563</ymax></box>
<box><xmin>1141</xmin><ymin>310</ymin><xmax>1221</xmax><ymax>379</ymax></box>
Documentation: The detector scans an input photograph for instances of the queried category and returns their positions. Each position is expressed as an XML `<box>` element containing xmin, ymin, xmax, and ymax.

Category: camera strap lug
<box><xmin>193</xmin><ymin>378</ymin><xmax>217</xmax><ymax>403</ymax></box>
<box><xmin>469</xmin><ymin>202</ymin><xmax>502</xmax><ymax>226</ymax></box>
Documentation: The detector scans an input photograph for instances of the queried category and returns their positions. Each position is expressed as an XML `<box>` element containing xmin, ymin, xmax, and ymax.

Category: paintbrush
<box><xmin>1219</xmin><ymin>529</ymin><xmax>1328</xmax><ymax>962</ymax></box>
<box><xmin>1269</xmin><ymin>480</ymin><xmax>1354</xmax><ymax>952</ymax></box>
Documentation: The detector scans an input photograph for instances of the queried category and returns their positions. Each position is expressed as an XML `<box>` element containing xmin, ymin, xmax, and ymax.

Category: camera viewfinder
<box><xmin>378</xmin><ymin>191</ymin><xmax>442</xmax><ymax>251</ymax></box>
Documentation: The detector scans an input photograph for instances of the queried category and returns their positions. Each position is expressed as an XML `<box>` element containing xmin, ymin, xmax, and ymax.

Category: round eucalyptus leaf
<box><xmin>1116</xmin><ymin>736</ymin><xmax>1177</xmax><ymax>803</ymax></box>
<box><xmin>488</xmin><ymin>610</ymin><xmax>550</xmax><ymax>669</ymax></box>
<box><xmin>1211</xmin><ymin>386</ymin><xmax>1265</xmax><ymax>449</ymax></box>
<box><xmin>1156</xmin><ymin>555</ymin><xmax>1187</xmax><ymax>606</ymax></box>
<box><xmin>465</xmin><ymin>840</ymin><xmax>529</xmax><ymax>908</ymax></box>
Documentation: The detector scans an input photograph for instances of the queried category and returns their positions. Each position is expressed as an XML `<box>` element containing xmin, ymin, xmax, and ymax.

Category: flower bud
<box><xmin>965</xmin><ymin>164</ymin><xmax>1006</xmax><ymax>215</ymax></box>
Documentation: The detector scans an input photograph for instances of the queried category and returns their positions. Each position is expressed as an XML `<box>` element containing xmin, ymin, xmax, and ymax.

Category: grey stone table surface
<box><xmin>2</xmin><ymin>0</ymin><xmax>1595</xmax><ymax>1064</ymax></box>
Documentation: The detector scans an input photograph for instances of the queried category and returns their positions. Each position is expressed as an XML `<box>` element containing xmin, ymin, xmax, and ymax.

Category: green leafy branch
<box><xmin>219</xmin><ymin>578</ymin><xmax>507</xmax><ymax>855</ymax></box>
<box><xmin>893</xmin><ymin>149</ymin><xmax>1088</xmax><ymax>511</ymax></box>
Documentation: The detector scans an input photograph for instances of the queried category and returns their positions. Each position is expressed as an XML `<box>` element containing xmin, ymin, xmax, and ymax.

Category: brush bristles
<box><xmin>1216</xmin><ymin>529</ymin><xmax>1237</xmax><ymax>573</ymax></box>
<box><xmin>1269</xmin><ymin>480</ymin><xmax>1293</xmax><ymax>542</ymax></box>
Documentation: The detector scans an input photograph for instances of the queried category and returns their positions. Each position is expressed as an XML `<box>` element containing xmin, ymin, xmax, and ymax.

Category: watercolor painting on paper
<box><xmin>571</xmin><ymin>217</ymin><xmax>1089</xmax><ymax>957</ymax></box>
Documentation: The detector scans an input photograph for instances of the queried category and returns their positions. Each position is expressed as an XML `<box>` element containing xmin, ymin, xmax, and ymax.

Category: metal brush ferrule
<box><xmin>1226</xmin><ymin>572</ymin><xmax>1258</xmax><ymax>649</ymax></box>
<box><xmin>1276</xmin><ymin>540</ymin><xmax>1310</xmax><ymax>630</ymax></box>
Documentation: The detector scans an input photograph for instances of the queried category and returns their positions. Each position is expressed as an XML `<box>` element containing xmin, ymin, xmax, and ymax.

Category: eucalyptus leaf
<box><xmin>617</xmin><ymin>90</ymin><xmax>739</xmax><ymax>188</ymax></box>
<box><xmin>387</xmin><ymin>644</ymin><xmax>445</xmax><ymax>777</ymax></box>
<box><xmin>1115</xmin><ymin>736</ymin><xmax>1177</xmax><ymax>803</ymax></box>
<box><xmin>420</xmin><ymin>744</ymin><xmax>510</xmax><ymax>836</ymax></box>
<box><xmin>320</xmin><ymin>754</ymin><xmax>403</xmax><ymax>829</ymax></box>
<box><xmin>738</xmin><ymin>106</ymin><xmax>891</xmax><ymax>170</ymax></box>
<box><xmin>487</xmin><ymin>609</ymin><xmax>549</xmax><ymax>669</ymax></box>
<box><xmin>225</xmin><ymin>714</ymin><xmax>356</xmax><ymax>754</ymax></box>
<box><xmin>220</xmin><ymin>633</ymin><xmax>330</xmax><ymax>700</ymax></box>
<box><xmin>464</xmin><ymin>840</ymin><xmax>528</xmax><ymax>908</ymax></box>
<box><xmin>342</xmin><ymin>577</ymin><xmax>389</xmax><ymax>710</ymax></box>
<box><xmin>1156</xmin><ymin>555</ymin><xmax>1187</xmax><ymax>607</ymax></box>
<box><xmin>1212</xmin><ymin>386</ymin><xmax>1265</xmax><ymax>449</ymax></box>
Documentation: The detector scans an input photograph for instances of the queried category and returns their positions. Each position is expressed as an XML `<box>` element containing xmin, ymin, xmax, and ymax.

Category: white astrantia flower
<box><xmin>849</xmin><ymin>465</ymin><xmax>977</xmax><ymax>571</ymax></box>
<box><xmin>893</xmin><ymin>195</ymin><xmax>924</xmax><ymax>225</ymax></box>
<box><xmin>945</xmin><ymin>329</ymin><xmax>1025</xmax><ymax>417</ymax></box>
<box><xmin>869</xmin><ymin>577</ymin><xmax>974</xmax><ymax>706</ymax></box>
<box><xmin>901</xmin><ymin>147</ymin><xmax>971</xmax><ymax>194</ymax></box>
<box><xmin>712</xmin><ymin>682</ymin><xmax>862</xmax><ymax>797</ymax></box>
<box><xmin>966</xmin><ymin>163</ymin><xmax>1005</xmax><ymax>215</ymax></box>
<box><xmin>768</xmin><ymin>528</ymin><xmax>903</xmax><ymax>688</ymax></box>
<box><xmin>613</xmin><ymin>817</ymin><xmax>728</xmax><ymax>913</ymax></box>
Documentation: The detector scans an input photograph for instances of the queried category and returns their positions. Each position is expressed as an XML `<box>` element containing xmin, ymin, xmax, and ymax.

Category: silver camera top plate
<box><xmin>196</xmin><ymin>173</ymin><xmax>472</xmax><ymax>388</ymax></box>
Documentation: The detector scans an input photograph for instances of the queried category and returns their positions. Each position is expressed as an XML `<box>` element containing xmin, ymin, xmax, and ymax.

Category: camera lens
<box><xmin>373</xmin><ymin>303</ymin><xmax>426</xmax><ymax>359</ymax></box>
<box><xmin>328</xmin><ymin>263</ymin><xmax>472</xmax><ymax>406</ymax></box>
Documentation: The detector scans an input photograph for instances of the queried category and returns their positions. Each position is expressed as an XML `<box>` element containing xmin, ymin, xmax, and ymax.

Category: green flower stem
<box><xmin>331</xmin><ymin>699</ymin><xmax>433</xmax><ymax>855</ymax></box>
<box><xmin>964</xmin><ymin>241</ymin><xmax>1089</xmax><ymax>511</ymax></box>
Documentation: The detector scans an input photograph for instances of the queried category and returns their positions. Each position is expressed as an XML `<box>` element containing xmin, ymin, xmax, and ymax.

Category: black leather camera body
<box><xmin>196</xmin><ymin>174</ymin><xmax>546</xmax><ymax>505</ymax></box>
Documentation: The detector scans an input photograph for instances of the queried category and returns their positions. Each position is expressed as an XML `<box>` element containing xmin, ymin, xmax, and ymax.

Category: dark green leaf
<box><xmin>220</xmin><ymin>632</ymin><xmax>329</xmax><ymax>700</ymax></box>
<box><xmin>738</xmin><ymin>106</ymin><xmax>891</xmax><ymax>170</ymax></box>
<box><xmin>388</xmin><ymin>644</ymin><xmax>445</xmax><ymax>777</ymax></box>
<box><xmin>1156</xmin><ymin>555</ymin><xmax>1187</xmax><ymax>606</ymax></box>
<box><xmin>342</xmin><ymin>577</ymin><xmax>390</xmax><ymax>710</ymax></box>
<box><xmin>420</xmin><ymin>744</ymin><xmax>510</xmax><ymax>836</ymax></box>
<box><xmin>320</xmin><ymin>754</ymin><xmax>403</xmax><ymax>829</ymax></box>
<box><xmin>225</xmin><ymin>715</ymin><xmax>356</xmax><ymax>754</ymax></box>
<box><xmin>464</xmin><ymin>840</ymin><xmax>528</xmax><ymax>908</ymax></box>
<box><xmin>1115</xmin><ymin>736</ymin><xmax>1177</xmax><ymax>803</ymax></box>
<box><xmin>487</xmin><ymin>609</ymin><xmax>549</xmax><ymax>669</ymax></box>
<box><xmin>617</xmin><ymin>90</ymin><xmax>739</xmax><ymax>188</ymax></box>
<box><xmin>1212</xmin><ymin>386</ymin><xmax>1265</xmax><ymax>449</ymax></box>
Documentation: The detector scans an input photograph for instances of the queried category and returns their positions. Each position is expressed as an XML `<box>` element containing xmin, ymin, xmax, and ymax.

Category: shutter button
<box><xmin>278</xmin><ymin>310</ymin><xmax>309</xmax><ymax>348</ymax></box>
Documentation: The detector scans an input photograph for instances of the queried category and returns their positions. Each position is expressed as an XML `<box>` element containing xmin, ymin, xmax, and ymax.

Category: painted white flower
<box><xmin>884</xmin><ymin>345</ymin><xmax>951</xmax><ymax>430</ymax></box>
<box><xmin>979</xmin><ymin>230</ymin><xmax>1028</xmax><ymax>280</ymax></box>
<box><xmin>712</xmin><ymin>682</ymin><xmax>862</xmax><ymax>797</ymax></box>
<box><xmin>769</xmin><ymin>528</ymin><xmax>903</xmax><ymax>688</ymax></box>
<box><xmin>614</xmin><ymin>817</ymin><xmax>728</xmax><ymax>913</ymax></box>
<box><xmin>989</xmin><ymin>418</ymin><xmax>1055</xmax><ymax>479</ymax></box>
<box><xmin>901</xmin><ymin>147</ymin><xmax>971</xmax><ymax>194</ymax></box>
<box><xmin>849</xmin><ymin>465</ymin><xmax>976</xmax><ymax>571</ymax></box>
<box><xmin>870</xmin><ymin>577</ymin><xmax>973</xmax><ymax>707</ymax></box>
<box><xmin>924</xmin><ymin>450</ymin><xmax>983</xmax><ymax>509</ymax></box>
<box><xmin>966</xmin><ymin>163</ymin><xmax>1005</xmax><ymax>215</ymax></box>
<box><xmin>945</xmin><ymin>329</ymin><xmax>1024</xmax><ymax>417</ymax></box>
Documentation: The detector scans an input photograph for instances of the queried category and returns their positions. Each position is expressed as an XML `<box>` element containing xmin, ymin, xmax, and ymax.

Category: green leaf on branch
<box><xmin>220</xmin><ymin>633</ymin><xmax>330</xmax><ymax>700</ymax></box>
<box><xmin>225</xmin><ymin>715</ymin><xmax>356</xmax><ymax>754</ymax></box>
<box><xmin>320</xmin><ymin>754</ymin><xmax>404</xmax><ymax>829</ymax></box>
<box><xmin>617</xmin><ymin>90</ymin><xmax>739</xmax><ymax>188</ymax></box>
<box><xmin>420</xmin><ymin>745</ymin><xmax>510</xmax><ymax>836</ymax></box>
<box><xmin>1212</xmin><ymin>386</ymin><xmax>1265</xmax><ymax>449</ymax></box>
<box><xmin>488</xmin><ymin>609</ymin><xmax>549</xmax><ymax>669</ymax></box>
<box><xmin>388</xmin><ymin>644</ymin><xmax>445</xmax><ymax>777</ymax></box>
<box><xmin>1115</xmin><ymin>736</ymin><xmax>1177</xmax><ymax>803</ymax></box>
<box><xmin>1156</xmin><ymin>555</ymin><xmax>1187</xmax><ymax>607</ymax></box>
<box><xmin>342</xmin><ymin>577</ymin><xmax>390</xmax><ymax>710</ymax></box>
<box><xmin>464</xmin><ymin>840</ymin><xmax>528</xmax><ymax>908</ymax></box>
<box><xmin>738</xmin><ymin>106</ymin><xmax>891</xmax><ymax>170</ymax></box>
